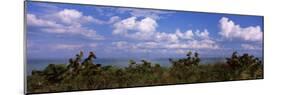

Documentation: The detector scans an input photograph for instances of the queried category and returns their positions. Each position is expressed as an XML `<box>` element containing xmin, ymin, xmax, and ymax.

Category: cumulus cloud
<box><xmin>137</xmin><ymin>17</ymin><xmax>158</xmax><ymax>33</ymax></box>
<box><xmin>56</xmin><ymin>9</ymin><xmax>88</xmax><ymax>24</ymax></box>
<box><xmin>113</xmin><ymin>17</ymin><xmax>157</xmax><ymax>34</ymax></box>
<box><xmin>111</xmin><ymin>41</ymin><xmax>159</xmax><ymax>54</ymax></box>
<box><xmin>27</xmin><ymin>14</ymin><xmax>61</xmax><ymax>28</ymax></box>
<box><xmin>89</xmin><ymin>43</ymin><xmax>98</xmax><ymax>48</ymax></box>
<box><xmin>113</xmin><ymin>16</ymin><xmax>216</xmax><ymax>42</ymax></box>
<box><xmin>113</xmin><ymin>41</ymin><xmax>127</xmax><ymax>48</ymax></box>
<box><xmin>175</xmin><ymin>29</ymin><xmax>193</xmax><ymax>40</ymax></box>
<box><xmin>175</xmin><ymin>29</ymin><xmax>210</xmax><ymax>40</ymax></box>
<box><xmin>113</xmin><ymin>17</ymin><xmax>139</xmax><ymax>35</ymax></box>
<box><xmin>113</xmin><ymin>16</ymin><xmax>183</xmax><ymax>43</ymax></box>
<box><xmin>108</xmin><ymin>16</ymin><xmax>121</xmax><ymax>24</ymax></box>
<box><xmin>112</xmin><ymin>41</ymin><xmax>136</xmax><ymax>49</ymax></box>
<box><xmin>154</xmin><ymin>32</ymin><xmax>179</xmax><ymax>43</ymax></box>
<box><xmin>113</xmin><ymin>16</ymin><xmax>161</xmax><ymax>41</ymax></box>
<box><xmin>112</xmin><ymin>16</ymin><xmax>219</xmax><ymax>49</ymax></box>
<box><xmin>241</xmin><ymin>44</ymin><xmax>261</xmax><ymax>50</ymax></box>
<box><xmin>52</xmin><ymin>44</ymin><xmax>84</xmax><ymax>50</ymax></box>
<box><xmin>112</xmin><ymin>39</ymin><xmax>219</xmax><ymax>53</ymax></box>
<box><xmin>195</xmin><ymin>29</ymin><xmax>210</xmax><ymax>39</ymax></box>
<box><xmin>165</xmin><ymin>39</ymin><xmax>219</xmax><ymax>49</ymax></box>
<box><xmin>26</xmin><ymin>9</ymin><xmax>105</xmax><ymax>40</ymax></box>
<box><xmin>219</xmin><ymin>17</ymin><xmax>263</xmax><ymax>42</ymax></box>
<box><xmin>136</xmin><ymin>42</ymin><xmax>160</xmax><ymax>49</ymax></box>
<box><xmin>54</xmin><ymin>9</ymin><xmax>121</xmax><ymax>25</ymax></box>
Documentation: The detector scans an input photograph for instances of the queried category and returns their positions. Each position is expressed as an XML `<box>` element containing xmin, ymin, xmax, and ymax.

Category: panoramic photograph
<box><xmin>25</xmin><ymin>1</ymin><xmax>263</xmax><ymax>94</ymax></box>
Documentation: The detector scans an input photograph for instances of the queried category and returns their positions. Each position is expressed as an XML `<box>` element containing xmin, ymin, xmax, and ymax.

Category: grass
<box><xmin>27</xmin><ymin>51</ymin><xmax>263</xmax><ymax>93</ymax></box>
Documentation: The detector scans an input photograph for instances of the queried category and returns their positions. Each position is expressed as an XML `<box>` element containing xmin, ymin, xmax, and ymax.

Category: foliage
<box><xmin>27</xmin><ymin>51</ymin><xmax>263</xmax><ymax>93</ymax></box>
<box><xmin>226</xmin><ymin>51</ymin><xmax>263</xmax><ymax>79</ymax></box>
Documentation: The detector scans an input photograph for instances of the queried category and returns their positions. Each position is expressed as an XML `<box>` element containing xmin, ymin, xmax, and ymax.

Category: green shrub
<box><xmin>27</xmin><ymin>51</ymin><xmax>263</xmax><ymax>93</ymax></box>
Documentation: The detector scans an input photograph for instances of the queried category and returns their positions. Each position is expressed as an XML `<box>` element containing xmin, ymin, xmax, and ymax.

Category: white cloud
<box><xmin>113</xmin><ymin>16</ymin><xmax>157</xmax><ymax>34</ymax></box>
<box><xmin>27</xmin><ymin>14</ymin><xmax>61</xmax><ymax>28</ymax></box>
<box><xmin>111</xmin><ymin>41</ymin><xmax>159</xmax><ymax>54</ymax></box>
<box><xmin>219</xmin><ymin>17</ymin><xmax>263</xmax><ymax>42</ymax></box>
<box><xmin>137</xmin><ymin>17</ymin><xmax>158</xmax><ymax>33</ymax></box>
<box><xmin>55</xmin><ymin>9</ymin><xmax>105</xmax><ymax>25</ymax></box>
<box><xmin>27</xmin><ymin>9</ymin><xmax>105</xmax><ymax>40</ymax></box>
<box><xmin>112</xmin><ymin>41</ymin><xmax>136</xmax><ymax>49</ymax></box>
<box><xmin>188</xmin><ymin>39</ymin><xmax>219</xmax><ymax>49</ymax></box>
<box><xmin>241</xmin><ymin>44</ymin><xmax>261</xmax><ymax>50</ymax></box>
<box><xmin>112</xmin><ymin>39</ymin><xmax>219</xmax><ymax>52</ymax></box>
<box><xmin>113</xmin><ymin>16</ymin><xmax>217</xmax><ymax>43</ymax></box>
<box><xmin>113</xmin><ymin>17</ymin><xmax>180</xmax><ymax>43</ymax></box>
<box><xmin>108</xmin><ymin>16</ymin><xmax>121</xmax><ymax>24</ymax></box>
<box><xmin>54</xmin><ymin>9</ymin><xmax>121</xmax><ymax>25</ymax></box>
<box><xmin>195</xmin><ymin>29</ymin><xmax>209</xmax><ymax>39</ymax></box>
<box><xmin>113</xmin><ymin>17</ymin><xmax>138</xmax><ymax>35</ymax></box>
<box><xmin>55</xmin><ymin>9</ymin><xmax>120</xmax><ymax>25</ymax></box>
<box><xmin>165</xmin><ymin>39</ymin><xmax>219</xmax><ymax>49</ymax></box>
<box><xmin>112</xmin><ymin>41</ymin><xmax>126</xmax><ymax>49</ymax></box>
<box><xmin>175</xmin><ymin>29</ymin><xmax>210</xmax><ymax>40</ymax></box>
<box><xmin>175</xmin><ymin>29</ymin><xmax>194</xmax><ymax>40</ymax></box>
<box><xmin>112</xmin><ymin>16</ymin><xmax>219</xmax><ymax>49</ymax></box>
<box><xmin>52</xmin><ymin>44</ymin><xmax>84</xmax><ymax>50</ymax></box>
<box><xmin>154</xmin><ymin>32</ymin><xmax>179</xmax><ymax>43</ymax></box>
<box><xmin>113</xmin><ymin>16</ymin><xmax>160</xmax><ymax>41</ymax></box>
<box><xmin>56</xmin><ymin>9</ymin><xmax>83</xmax><ymax>24</ymax></box>
<box><xmin>136</xmin><ymin>42</ymin><xmax>159</xmax><ymax>49</ymax></box>
<box><xmin>89</xmin><ymin>43</ymin><xmax>98</xmax><ymax>48</ymax></box>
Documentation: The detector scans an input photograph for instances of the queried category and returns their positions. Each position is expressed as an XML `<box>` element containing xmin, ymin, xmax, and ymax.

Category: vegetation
<box><xmin>27</xmin><ymin>51</ymin><xmax>263</xmax><ymax>93</ymax></box>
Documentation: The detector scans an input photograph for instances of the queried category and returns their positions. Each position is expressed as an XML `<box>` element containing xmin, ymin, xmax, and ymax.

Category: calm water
<box><xmin>26</xmin><ymin>58</ymin><xmax>226</xmax><ymax>75</ymax></box>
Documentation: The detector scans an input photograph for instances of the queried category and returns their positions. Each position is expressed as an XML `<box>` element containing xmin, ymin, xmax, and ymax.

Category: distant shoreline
<box><xmin>26</xmin><ymin>57</ymin><xmax>234</xmax><ymax>75</ymax></box>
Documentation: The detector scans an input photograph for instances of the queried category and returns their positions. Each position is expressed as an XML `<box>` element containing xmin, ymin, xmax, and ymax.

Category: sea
<box><xmin>26</xmin><ymin>57</ymin><xmax>226</xmax><ymax>75</ymax></box>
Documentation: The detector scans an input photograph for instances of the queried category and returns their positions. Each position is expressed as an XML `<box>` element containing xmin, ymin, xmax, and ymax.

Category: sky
<box><xmin>26</xmin><ymin>2</ymin><xmax>263</xmax><ymax>59</ymax></box>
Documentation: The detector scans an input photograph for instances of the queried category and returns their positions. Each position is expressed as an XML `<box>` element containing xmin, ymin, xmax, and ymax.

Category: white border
<box><xmin>1</xmin><ymin>0</ymin><xmax>281</xmax><ymax>95</ymax></box>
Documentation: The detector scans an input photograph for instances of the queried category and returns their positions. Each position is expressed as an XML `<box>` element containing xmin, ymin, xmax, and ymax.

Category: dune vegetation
<box><xmin>27</xmin><ymin>51</ymin><xmax>263</xmax><ymax>93</ymax></box>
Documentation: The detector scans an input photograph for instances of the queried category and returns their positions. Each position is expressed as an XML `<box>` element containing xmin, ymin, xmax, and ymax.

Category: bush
<box><xmin>27</xmin><ymin>51</ymin><xmax>263</xmax><ymax>93</ymax></box>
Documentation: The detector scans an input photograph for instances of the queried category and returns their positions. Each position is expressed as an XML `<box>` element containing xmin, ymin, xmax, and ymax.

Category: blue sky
<box><xmin>26</xmin><ymin>2</ymin><xmax>263</xmax><ymax>59</ymax></box>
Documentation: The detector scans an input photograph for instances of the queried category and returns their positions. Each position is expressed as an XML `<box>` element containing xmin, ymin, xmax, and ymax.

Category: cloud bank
<box><xmin>219</xmin><ymin>17</ymin><xmax>263</xmax><ymax>42</ymax></box>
